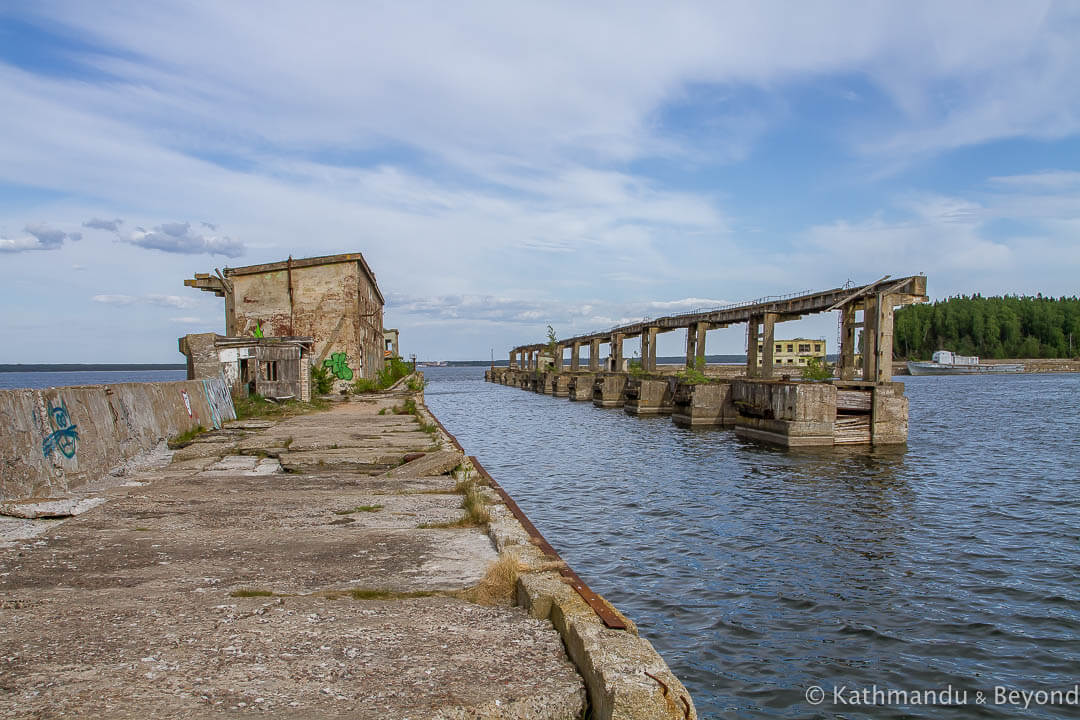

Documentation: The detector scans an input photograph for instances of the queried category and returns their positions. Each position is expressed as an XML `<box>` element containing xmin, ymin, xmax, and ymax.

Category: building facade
<box><xmin>185</xmin><ymin>253</ymin><xmax>385</xmax><ymax>384</ymax></box>
<box><xmin>756</xmin><ymin>338</ymin><xmax>827</xmax><ymax>368</ymax></box>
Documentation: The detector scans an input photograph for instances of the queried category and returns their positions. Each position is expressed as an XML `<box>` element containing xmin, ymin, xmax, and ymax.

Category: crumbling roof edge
<box><xmin>221</xmin><ymin>252</ymin><xmax>385</xmax><ymax>305</ymax></box>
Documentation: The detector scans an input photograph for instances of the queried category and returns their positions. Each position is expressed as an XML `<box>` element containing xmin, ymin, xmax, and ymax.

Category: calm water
<box><xmin>425</xmin><ymin>367</ymin><xmax>1080</xmax><ymax>719</ymax></box>
<box><xmin>0</xmin><ymin>370</ymin><xmax>187</xmax><ymax>390</ymax></box>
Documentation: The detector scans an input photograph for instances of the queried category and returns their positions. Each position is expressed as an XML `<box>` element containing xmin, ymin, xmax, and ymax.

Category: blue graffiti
<box><xmin>42</xmin><ymin>399</ymin><xmax>78</xmax><ymax>459</ymax></box>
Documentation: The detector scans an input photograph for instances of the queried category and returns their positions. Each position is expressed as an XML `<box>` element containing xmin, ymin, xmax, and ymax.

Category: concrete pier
<box><xmin>569</xmin><ymin>372</ymin><xmax>595</xmax><ymax>401</ymax></box>
<box><xmin>552</xmin><ymin>373</ymin><xmax>572</xmax><ymax>398</ymax></box>
<box><xmin>672</xmin><ymin>381</ymin><xmax>736</xmax><ymax>428</ymax></box>
<box><xmin>592</xmin><ymin>373</ymin><xmax>628</xmax><ymax>408</ymax></box>
<box><xmin>1</xmin><ymin>381</ymin><xmax>697</xmax><ymax>719</ymax></box>
<box><xmin>497</xmin><ymin>276</ymin><xmax>928</xmax><ymax>447</ymax></box>
<box><xmin>624</xmin><ymin>377</ymin><xmax>675</xmax><ymax>416</ymax></box>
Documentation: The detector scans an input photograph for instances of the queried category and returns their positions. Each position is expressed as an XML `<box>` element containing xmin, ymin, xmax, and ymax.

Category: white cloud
<box><xmin>92</xmin><ymin>294</ymin><xmax>137</xmax><ymax>305</ymax></box>
<box><xmin>146</xmin><ymin>294</ymin><xmax>196</xmax><ymax>309</ymax></box>
<box><xmin>93</xmin><ymin>293</ymin><xmax>196</xmax><ymax>308</ymax></box>
<box><xmin>0</xmin><ymin>223</ymin><xmax>81</xmax><ymax>253</ymax></box>
<box><xmin>127</xmin><ymin>222</ymin><xmax>244</xmax><ymax>257</ymax></box>
<box><xmin>169</xmin><ymin>316</ymin><xmax>204</xmax><ymax>324</ymax></box>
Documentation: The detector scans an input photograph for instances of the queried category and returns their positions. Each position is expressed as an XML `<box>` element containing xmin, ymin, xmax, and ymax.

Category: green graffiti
<box><xmin>324</xmin><ymin>352</ymin><xmax>354</xmax><ymax>380</ymax></box>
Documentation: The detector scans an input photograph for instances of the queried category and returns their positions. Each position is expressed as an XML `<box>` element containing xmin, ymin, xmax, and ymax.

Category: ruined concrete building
<box><xmin>184</xmin><ymin>253</ymin><xmax>385</xmax><ymax>384</ymax></box>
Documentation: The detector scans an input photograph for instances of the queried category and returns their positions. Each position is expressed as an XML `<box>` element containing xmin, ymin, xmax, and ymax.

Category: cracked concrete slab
<box><xmin>0</xmin><ymin>394</ymin><xmax>587</xmax><ymax>719</ymax></box>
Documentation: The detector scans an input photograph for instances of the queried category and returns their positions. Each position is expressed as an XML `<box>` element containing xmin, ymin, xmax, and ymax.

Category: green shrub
<box><xmin>311</xmin><ymin>365</ymin><xmax>335</xmax><ymax>395</ymax></box>
<box><xmin>800</xmin><ymin>357</ymin><xmax>834</xmax><ymax>381</ymax></box>
<box><xmin>352</xmin><ymin>356</ymin><xmax>414</xmax><ymax>394</ymax></box>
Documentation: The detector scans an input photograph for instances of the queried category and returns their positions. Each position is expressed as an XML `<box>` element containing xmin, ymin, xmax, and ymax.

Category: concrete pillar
<box><xmin>746</xmin><ymin>317</ymin><xmax>760</xmax><ymax>378</ymax></box>
<box><xmin>838</xmin><ymin>305</ymin><xmax>857</xmax><ymax>381</ymax></box>
<box><xmin>873</xmin><ymin>293</ymin><xmax>894</xmax><ymax>383</ymax></box>
<box><xmin>760</xmin><ymin>312</ymin><xmax>777</xmax><ymax>379</ymax></box>
<box><xmin>645</xmin><ymin>327</ymin><xmax>658</xmax><ymax>372</ymax></box>
<box><xmin>861</xmin><ymin>297</ymin><xmax>877</xmax><ymax>382</ymax></box>
<box><xmin>610</xmin><ymin>333</ymin><xmax>624</xmax><ymax>372</ymax></box>
<box><xmin>696</xmin><ymin>322</ymin><xmax>708</xmax><ymax>367</ymax></box>
<box><xmin>554</xmin><ymin>345</ymin><xmax>564</xmax><ymax>372</ymax></box>
<box><xmin>570</xmin><ymin>341</ymin><xmax>581</xmax><ymax>371</ymax></box>
<box><xmin>589</xmin><ymin>339</ymin><xmax>600</xmax><ymax>371</ymax></box>
<box><xmin>639</xmin><ymin>330</ymin><xmax>650</xmax><ymax>372</ymax></box>
<box><xmin>685</xmin><ymin>324</ymin><xmax>697</xmax><ymax>367</ymax></box>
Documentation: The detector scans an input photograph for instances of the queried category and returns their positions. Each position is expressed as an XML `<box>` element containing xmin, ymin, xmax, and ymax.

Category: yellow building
<box><xmin>755</xmin><ymin>338</ymin><xmax>826</xmax><ymax>367</ymax></box>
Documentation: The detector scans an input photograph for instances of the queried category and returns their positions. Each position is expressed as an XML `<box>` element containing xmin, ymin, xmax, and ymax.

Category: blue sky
<box><xmin>1</xmin><ymin>1</ymin><xmax>1078</xmax><ymax>362</ymax></box>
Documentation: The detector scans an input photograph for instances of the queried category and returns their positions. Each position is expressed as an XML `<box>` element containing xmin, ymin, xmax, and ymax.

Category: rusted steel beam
<box><xmin>469</xmin><ymin>456</ymin><xmax>628</xmax><ymax>631</ymax></box>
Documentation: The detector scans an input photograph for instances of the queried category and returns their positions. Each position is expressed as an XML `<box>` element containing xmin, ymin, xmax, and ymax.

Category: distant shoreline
<box><xmin>0</xmin><ymin>364</ymin><xmax>186</xmax><ymax>373</ymax></box>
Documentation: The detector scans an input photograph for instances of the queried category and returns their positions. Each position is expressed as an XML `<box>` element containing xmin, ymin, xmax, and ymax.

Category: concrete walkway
<box><xmin>0</xmin><ymin>388</ymin><xmax>695</xmax><ymax>719</ymax></box>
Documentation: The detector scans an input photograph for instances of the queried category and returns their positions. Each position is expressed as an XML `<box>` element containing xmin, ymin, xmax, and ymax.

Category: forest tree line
<box><xmin>893</xmin><ymin>295</ymin><xmax>1080</xmax><ymax>360</ymax></box>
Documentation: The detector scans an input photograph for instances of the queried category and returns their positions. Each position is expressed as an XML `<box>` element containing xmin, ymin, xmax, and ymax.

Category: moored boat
<box><xmin>907</xmin><ymin>350</ymin><xmax>1024</xmax><ymax>376</ymax></box>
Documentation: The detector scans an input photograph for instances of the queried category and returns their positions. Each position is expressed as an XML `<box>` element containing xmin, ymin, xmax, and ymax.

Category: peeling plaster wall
<box><xmin>0</xmin><ymin>377</ymin><xmax>235</xmax><ymax>501</ymax></box>
<box><xmin>230</xmin><ymin>262</ymin><xmax>384</xmax><ymax>383</ymax></box>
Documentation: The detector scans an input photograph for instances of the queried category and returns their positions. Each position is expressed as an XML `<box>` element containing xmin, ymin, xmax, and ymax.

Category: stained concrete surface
<box><xmin>0</xmin><ymin>396</ymin><xmax>585</xmax><ymax>719</ymax></box>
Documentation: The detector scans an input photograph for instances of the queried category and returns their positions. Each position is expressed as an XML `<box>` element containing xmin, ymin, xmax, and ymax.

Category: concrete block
<box><xmin>568</xmin><ymin>373</ymin><xmax>595</xmax><ymax>401</ymax></box>
<box><xmin>592</xmin><ymin>374</ymin><xmax>627</xmax><ymax>408</ymax></box>
<box><xmin>624</xmin><ymin>378</ymin><xmax>674</xmax><ymax>416</ymax></box>
<box><xmin>731</xmin><ymin>379</ymin><xmax>836</xmax><ymax>447</ymax></box>
<box><xmin>382</xmin><ymin>449</ymin><xmax>464</xmax><ymax>478</ymax></box>
<box><xmin>672</xmin><ymin>381</ymin><xmax>735</xmax><ymax>427</ymax></box>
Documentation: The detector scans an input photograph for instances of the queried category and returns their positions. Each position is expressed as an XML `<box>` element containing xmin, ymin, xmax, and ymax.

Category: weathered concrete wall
<box><xmin>624</xmin><ymin>378</ymin><xmax>675</xmax><ymax>416</ymax></box>
<box><xmin>592</xmin><ymin>374</ymin><xmax>628</xmax><ymax>408</ymax></box>
<box><xmin>552</xmin><ymin>374</ymin><xmax>572</xmax><ymax>398</ymax></box>
<box><xmin>731</xmin><ymin>379</ymin><xmax>836</xmax><ymax>447</ymax></box>
<box><xmin>569</xmin><ymin>372</ymin><xmax>595</xmax><ymax>401</ymax></box>
<box><xmin>0</xmin><ymin>377</ymin><xmax>235</xmax><ymax>501</ymax></box>
<box><xmin>232</xmin><ymin>261</ymin><xmax>383</xmax><ymax>385</ymax></box>
<box><xmin>672</xmin><ymin>381</ymin><xmax>736</xmax><ymax>427</ymax></box>
<box><xmin>871</xmin><ymin>382</ymin><xmax>909</xmax><ymax>444</ymax></box>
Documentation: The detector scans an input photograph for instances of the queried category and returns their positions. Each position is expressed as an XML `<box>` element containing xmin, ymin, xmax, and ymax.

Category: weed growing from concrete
<box><xmin>461</xmin><ymin>483</ymin><xmax>491</xmax><ymax>526</ymax></box>
<box><xmin>460</xmin><ymin>549</ymin><xmax>527</xmax><ymax>606</ymax></box>
<box><xmin>334</xmin><ymin>505</ymin><xmax>384</xmax><ymax>515</ymax></box>
<box><xmin>393</xmin><ymin>398</ymin><xmax>418</xmax><ymax>416</ymax></box>
<box><xmin>168</xmin><ymin>425</ymin><xmax>206</xmax><ymax>448</ymax></box>
<box><xmin>234</xmin><ymin>394</ymin><xmax>331</xmax><ymax>421</ymax></box>
<box><xmin>230</xmin><ymin>589</ymin><xmax>275</xmax><ymax>597</ymax></box>
<box><xmin>346</xmin><ymin>588</ymin><xmax>438</xmax><ymax>600</ymax></box>
<box><xmin>418</xmin><ymin>421</ymin><xmax>437</xmax><ymax>435</ymax></box>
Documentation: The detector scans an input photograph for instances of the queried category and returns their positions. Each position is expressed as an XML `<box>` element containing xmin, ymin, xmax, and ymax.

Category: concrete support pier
<box><xmin>672</xmin><ymin>381</ymin><xmax>736</xmax><ymax>427</ymax></box>
<box><xmin>624</xmin><ymin>377</ymin><xmax>675</xmax><ymax>416</ymax></box>
<box><xmin>592</xmin><ymin>373</ymin><xmax>628</xmax><ymax>408</ymax></box>
<box><xmin>552</xmin><ymin>373</ymin><xmax>572</xmax><ymax>398</ymax></box>
<box><xmin>569</xmin><ymin>373</ymin><xmax>595</xmax><ymax>401</ymax></box>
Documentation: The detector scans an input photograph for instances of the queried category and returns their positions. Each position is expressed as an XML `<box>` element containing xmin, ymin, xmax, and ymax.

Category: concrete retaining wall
<box><xmin>0</xmin><ymin>376</ymin><xmax>235</xmax><ymax>501</ymax></box>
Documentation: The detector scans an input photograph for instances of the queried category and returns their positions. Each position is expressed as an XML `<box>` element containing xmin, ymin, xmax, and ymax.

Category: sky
<box><xmin>1</xmin><ymin>1</ymin><xmax>1078</xmax><ymax>363</ymax></box>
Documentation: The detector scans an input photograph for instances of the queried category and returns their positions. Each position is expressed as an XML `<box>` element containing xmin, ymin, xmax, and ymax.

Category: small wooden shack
<box><xmin>179</xmin><ymin>333</ymin><xmax>314</xmax><ymax>401</ymax></box>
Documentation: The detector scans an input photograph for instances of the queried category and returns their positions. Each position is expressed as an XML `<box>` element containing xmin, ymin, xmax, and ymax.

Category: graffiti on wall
<box><xmin>180</xmin><ymin>390</ymin><xmax>193</xmax><ymax>418</ymax></box>
<box><xmin>201</xmin><ymin>375</ymin><xmax>236</xmax><ymax>429</ymax></box>
<box><xmin>324</xmin><ymin>352</ymin><xmax>354</xmax><ymax>381</ymax></box>
<box><xmin>41</xmin><ymin>399</ymin><xmax>79</xmax><ymax>460</ymax></box>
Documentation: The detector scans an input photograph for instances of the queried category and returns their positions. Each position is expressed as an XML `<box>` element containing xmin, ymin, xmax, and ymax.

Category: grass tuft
<box><xmin>334</xmin><ymin>504</ymin><xmax>384</xmax><ymax>515</ymax></box>
<box><xmin>230</xmin><ymin>588</ymin><xmax>274</xmax><ymax>597</ymax></box>
<box><xmin>460</xmin><ymin>550</ymin><xmax>527</xmax><ymax>606</ymax></box>
<box><xmin>234</xmin><ymin>394</ymin><xmax>331</xmax><ymax>421</ymax></box>
<box><xmin>168</xmin><ymin>425</ymin><xmax>206</xmax><ymax>448</ymax></box>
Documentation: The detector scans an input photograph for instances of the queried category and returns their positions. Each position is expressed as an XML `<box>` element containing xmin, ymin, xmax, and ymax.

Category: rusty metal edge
<box><xmin>421</xmin><ymin>398</ymin><xmax>627</xmax><ymax>630</ymax></box>
<box><xmin>469</xmin><ymin>455</ymin><xmax>628</xmax><ymax>631</ymax></box>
